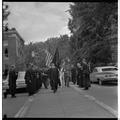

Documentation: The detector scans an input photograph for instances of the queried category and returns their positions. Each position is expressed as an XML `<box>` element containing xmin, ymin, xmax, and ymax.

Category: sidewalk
<box><xmin>17</xmin><ymin>85</ymin><xmax>116</xmax><ymax>118</ymax></box>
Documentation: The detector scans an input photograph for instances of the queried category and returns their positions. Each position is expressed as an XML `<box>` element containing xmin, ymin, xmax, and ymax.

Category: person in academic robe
<box><xmin>82</xmin><ymin>59</ymin><xmax>91</xmax><ymax>90</ymax></box>
<box><xmin>33</xmin><ymin>66</ymin><xmax>41</xmax><ymax>91</ymax></box>
<box><xmin>8</xmin><ymin>65</ymin><xmax>18</xmax><ymax>98</ymax></box>
<box><xmin>24</xmin><ymin>64</ymin><xmax>34</xmax><ymax>96</ymax></box>
<box><xmin>49</xmin><ymin>63</ymin><xmax>59</xmax><ymax>93</ymax></box>
<box><xmin>76</xmin><ymin>63</ymin><xmax>83</xmax><ymax>88</ymax></box>
<box><xmin>32</xmin><ymin>65</ymin><xmax>39</xmax><ymax>93</ymax></box>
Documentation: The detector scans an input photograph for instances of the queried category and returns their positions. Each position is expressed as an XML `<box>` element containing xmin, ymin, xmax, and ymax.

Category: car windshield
<box><xmin>102</xmin><ymin>68</ymin><xmax>117</xmax><ymax>71</ymax></box>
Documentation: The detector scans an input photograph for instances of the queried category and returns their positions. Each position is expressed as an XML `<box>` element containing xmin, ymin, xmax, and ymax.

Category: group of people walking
<box><xmin>3</xmin><ymin>58</ymin><xmax>91</xmax><ymax>98</ymax></box>
<box><xmin>24</xmin><ymin>65</ymin><xmax>42</xmax><ymax>96</ymax></box>
<box><xmin>3</xmin><ymin>64</ymin><xmax>50</xmax><ymax>98</ymax></box>
<box><xmin>25</xmin><ymin>62</ymin><xmax>62</xmax><ymax>95</ymax></box>
<box><xmin>60</xmin><ymin>58</ymin><xmax>91</xmax><ymax>90</ymax></box>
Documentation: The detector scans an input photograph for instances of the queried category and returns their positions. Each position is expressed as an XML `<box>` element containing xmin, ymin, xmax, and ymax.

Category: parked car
<box><xmin>2</xmin><ymin>71</ymin><xmax>26</xmax><ymax>93</ymax></box>
<box><xmin>90</xmin><ymin>66</ymin><xmax>118</xmax><ymax>85</ymax></box>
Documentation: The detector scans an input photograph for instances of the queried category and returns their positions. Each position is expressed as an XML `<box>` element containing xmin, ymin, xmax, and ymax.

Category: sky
<box><xmin>5</xmin><ymin>2</ymin><xmax>71</xmax><ymax>44</ymax></box>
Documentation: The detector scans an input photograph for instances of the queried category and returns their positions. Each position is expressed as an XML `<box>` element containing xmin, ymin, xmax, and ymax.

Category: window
<box><xmin>102</xmin><ymin>68</ymin><xmax>117</xmax><ymax>71</ymax></box>
<box><xmin>5</xmin><ymin>48</ymin><xmax>8</xmax><ymax>57</ymax></box>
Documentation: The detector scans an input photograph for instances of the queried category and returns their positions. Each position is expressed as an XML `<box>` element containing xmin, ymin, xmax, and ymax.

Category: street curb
<box><xmin>14</xmin><ymin>95</ymin><xmax>34</xmax><ymax>118</ymax></box>
<box><xmin>70</xmin><ymin>84</ymin><xmax>118</xmax><ymax>118</ymax></box>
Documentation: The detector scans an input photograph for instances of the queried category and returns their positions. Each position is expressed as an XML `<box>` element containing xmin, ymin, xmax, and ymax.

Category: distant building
<box><xmin>3</xmin><ymin>28</ymin><xmax>25</xmax><ymax>72</ymax></box>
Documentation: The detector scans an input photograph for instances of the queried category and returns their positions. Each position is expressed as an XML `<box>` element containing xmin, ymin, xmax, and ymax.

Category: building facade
<box><xmin>3</xmin><ymin>28</ymin><xmax>25</xmax><ymax>72</ymax></box>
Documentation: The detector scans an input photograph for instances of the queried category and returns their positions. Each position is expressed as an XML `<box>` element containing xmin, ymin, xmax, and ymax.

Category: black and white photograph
<box><xmin>2</xmin><ymin>1</ymin><xmax>118</xmax><ymax>118</ymax></box>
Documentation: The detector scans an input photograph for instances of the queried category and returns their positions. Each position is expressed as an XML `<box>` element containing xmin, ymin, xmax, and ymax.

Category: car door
<box><xmin>90</xmin><ymin>68</ymin><xmax>98</xmax><ymax>82</ymax></box>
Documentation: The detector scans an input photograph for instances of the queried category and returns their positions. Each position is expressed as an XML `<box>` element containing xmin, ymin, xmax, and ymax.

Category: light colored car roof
<box><xmin>93</xmin><ymin>66</ymin><xmax>117</xmax><ymax>73</ymax></box>
<box><xmin>95</xmin><ymin>66</ymin><xmax>117</xmax><ymax>69</ymax></box>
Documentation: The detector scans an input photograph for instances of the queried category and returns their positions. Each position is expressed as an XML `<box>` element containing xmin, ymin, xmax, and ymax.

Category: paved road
<box><xmin>86</xmin><ymin>83</ymin><xmax>117</xmax><ymax>111</ymax></box>
<box><xmin>14</xmin><ymin>84</ymin><xmax>117</xmax><ymax>118</ymax></box>
<box><xmin>2</xmin><ymin>93</ymin><xmax>28</xmax><ymax>118</ymax></box>
<box><xmin>71</xmin><ymin>82</ymin><xmax>117</xmax><ymax>117</ymax></box>
<box><xmin>2</xmin><ymin>82</ymin><xmax>118</xmax><ymax>118</ymax></box>
<box><xmin>71</xmin><ymin>82</ymin><xmax>117</xmax><ymax>111</ymax></box>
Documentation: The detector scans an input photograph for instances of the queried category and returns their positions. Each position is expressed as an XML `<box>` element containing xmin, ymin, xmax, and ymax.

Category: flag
<box><xmin>52</xmin><ymin>48</ymin><xmax>60</xmax><ymax>68</ymax></box>
<box><xmin>45</xmin><ymin>49</ymin><xmax>53</xmax><ymax>67</ymax></box>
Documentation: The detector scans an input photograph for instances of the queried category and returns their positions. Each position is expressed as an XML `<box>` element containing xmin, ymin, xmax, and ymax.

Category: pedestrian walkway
<box><xmin>16</xmin><ymin>85</ymin><xmax>116</xmax><ymax>118</ymax></box>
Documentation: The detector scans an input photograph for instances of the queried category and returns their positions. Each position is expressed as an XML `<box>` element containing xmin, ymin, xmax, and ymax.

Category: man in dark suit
<box><xmin>49</xmin><ymin>63</ymin><xmax>59</xmax><ymax>93</ymax></box>
<box><xmin>32</xmin><ymin>65</ymin><xmax>39</xmax><ymax>93</ymax></box>
<box><xmin>8</xmin><ymin>65</ymin><xmax>18</xmax><ymax>98</ymax></box>
<box><xmin>24</xmin><ymin>64</ymin><xmax>34</xmax><ymax>96</ymax></box>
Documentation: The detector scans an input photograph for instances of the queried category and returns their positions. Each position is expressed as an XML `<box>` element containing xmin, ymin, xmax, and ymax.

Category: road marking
<box><xmin>14</xmin><ymin>96</ymin><xmax>34</xmax><ymax>118</ymax></box>
<box><xmin>70</xmin><ymin>85</ymin><xmax>118</xmax><ymax>118</ymax></box>
<box><xmin>17</xmin><ymin>105</ymin><xmax>29</xmax><ymax>117</ymax></box>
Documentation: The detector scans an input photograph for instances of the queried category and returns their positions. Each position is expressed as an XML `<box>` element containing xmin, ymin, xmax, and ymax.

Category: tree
<box><xmin>68</xmin><ymin>2</ymin><xmax>117</xmax><ymax>66</ymax></box>
<box><xmin>44</xmin><ymin>34</ymin><xmax>71</xmax><ymax>62</ymax></box>
<box><xmin>24</xmin><ymin>42</ymin><xmax>47</xmax><ymax>68</ymax></box>
<box><xmin>24</xmin><ymin>34</ymin><xmax>71</xmax><ymax>68</ymax></box>
<box><xmin>3</xmin><ymin>3</ymin><xmax>10</xmax><ymax>31</ymax></box>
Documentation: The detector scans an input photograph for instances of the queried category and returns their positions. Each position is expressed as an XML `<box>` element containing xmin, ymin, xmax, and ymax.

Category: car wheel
<box><xmin>98</xmin><ymin>79</ymin><xmax>103</xmax><ymax>85</ymax></box>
